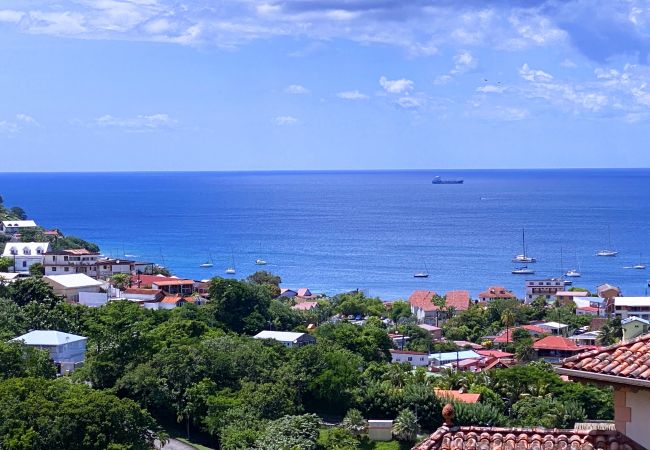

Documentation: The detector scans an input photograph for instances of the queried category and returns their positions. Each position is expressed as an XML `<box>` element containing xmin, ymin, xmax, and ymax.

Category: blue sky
<box><xmin>1</xmin><ymin>0</ymin><xmax>650</xmax><ymax>170</ymax></box>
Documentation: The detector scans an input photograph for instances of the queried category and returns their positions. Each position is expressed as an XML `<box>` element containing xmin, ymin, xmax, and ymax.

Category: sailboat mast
<box><xmin>522</xmin><ymin>228</ymin><xmax>526</xmax><ymax>257</ymax></box>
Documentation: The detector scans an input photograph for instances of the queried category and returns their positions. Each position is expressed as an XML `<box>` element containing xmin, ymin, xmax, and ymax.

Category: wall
<box><xmin>622</xmin><ymin>388</ymin><xmax>650</xmax><ymax>449</ymax></box>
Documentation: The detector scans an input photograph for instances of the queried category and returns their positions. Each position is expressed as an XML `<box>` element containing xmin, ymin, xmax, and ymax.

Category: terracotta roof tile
<box><xmin>561</xmin><ymin>333</ymin><xmax>650</xmax><ymax>382</ymax></box>
<box><xmin>408</xmin><ymin>290</ymin><xmax>439</xmax><ymax>312</ymax></box>
<box><xmin>444</xmin><ymin>291</ymin><xmax>470</xmax><ymax>311</ymax></box>
<box><xmin>434</xmin><ymin>390</ymin><xmax>481</xmax><ymax>404</ymax></box>
<box><xmin>532</xmin><ymin>335</ymin><xmax>581</xmax><ymax>351</ymax></box>
<box><xmin>478</xmin><ymin>286</ymin><xmax>517</xmax><ymax>299</ymax></box>
<box><xmin>412</xmin><ymin>425</ymin><xmax>644</xmax><ymax>450</ymax></box>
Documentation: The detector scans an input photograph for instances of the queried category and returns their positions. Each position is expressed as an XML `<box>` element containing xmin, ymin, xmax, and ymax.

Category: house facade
<box><xmin>12</xmin><ymin>330</ymin><xmax>87</xmax><ymax>375</ymax></box>
<box><xmin>2</xmin><ymin>242</ymin><xmax>50</xmax><ymax>273</ymax></box>
<box><xmin>43</xmin><ymin>249</ymin><xmax>136</xmax><ymax>279</ymax></box>
<box><xmin>1</xmin><ymin>220</ymin><xmax>37</xmax><ymax>234</ymax></box>
<box><xmin>477</xmin><ymin>286</ymin><xmax>517</xmax><ymax>303</ymax></box>
<box><xmin>613</xmin><ymin>297</ymin><xmax>650</xmax><ymax>321</ymax></box>
<box><xmin>389</xmin><ymin>349</ymin><xmax>429</xmax><ymax>367</ymax></box>
<box><xmin>525</xmin><ymin>278</ymin><xmax>564</xmax><ymax>302</ymax></box>
<box><xmin>253</xmin><ymin>331</ymin><xmax>316</xmax><ymax>347</ymax></box>
<box><xmin>409</xmin><ymin>290</ymin><xmax>470</xmax><ymax>326</ymax></box>
<box><xmin>44</xmin><ymin>273</ymin><xmax>103</xmax><ymax>302</ymax></box>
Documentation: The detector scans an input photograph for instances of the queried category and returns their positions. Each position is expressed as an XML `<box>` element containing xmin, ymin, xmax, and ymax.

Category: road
<box><xmin>155</xmin><ymin>438</ymin><xmax>197</xmax><ymax>450</ymax></box>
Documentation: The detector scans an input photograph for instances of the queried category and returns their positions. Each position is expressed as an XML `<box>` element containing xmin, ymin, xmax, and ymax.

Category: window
<box><xmin>64</xmin><ymin>256</ymin><xmax>68</xmax><ymax>261</ymax></box>
<box><xmin>22</xmin><ymin>261</ymin><xmax>27</xmax><ymax>268</ymax></box>
<box><xmin>52</xmin><ymin>267</ymin><xmax>57</xmax><ymax>272</ymax></box>
<box><xmin>64</xmin><ymin>267</ymin><xmax>69</xmax><ymax>272</ymax></box>
<box><xmin>407</xmin><ymin>357</ymin><xmax>413</xmax><ymax>362</ymax></box>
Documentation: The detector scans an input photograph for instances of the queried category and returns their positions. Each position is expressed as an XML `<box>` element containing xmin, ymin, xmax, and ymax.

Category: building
<box><xmin>44</xmin><ymin>273</ymin><xmax>103</xmax><ymax>302</ymax></box>
<box><xmin>151</xmin><ymin>279</ymin><xmax>194</xmax><ymax>296</ymax></box>
<box><xmin>614</xmin><ymin>297</ymin><xmax>650</xmax><ymax>321</ymax></box>
<box><xmin>538</xmin><ymin>321</ymin><xmax>570</xmax><ymax>336</ymax></box>
<box><xmin>525</xmin><ymin>278</ymin><xmax>564</xmax><ymax>302</ymax></box>
<box><xmin>558</xmin><ymin>333</ymin><xmax>650</xmax><ymax>448</ymax></box>
<box><xmin>576</xmin><ymin>306</ymin><xmax>602</xmax><ymax>316</ymax></box>
<box><xmin>532</xmin><ymin>335</ymin><xmax>585</xmax><ymax>363</ymax></box>
<box><xmin>569</xmin><ymin>330</ymin><xmax>601</xmax><ymax>346</ymax></box>
<box><xmin>478</xmin><ymin>286</ymin><xmax>517</xmax><ymax>302</ymax></box>
<box><xmin>492</xmin><ymin>324</ymin><xmax>546</xmax><ymax>344</ymax></box>
<box><xmin>253</xmin><ymin>330</ymin><xmax>316</xmax><ymax>347</ymax></box>
<box><xmin>2</xmin><ymin>242</ymin><xmax>50</xmax><ymax>273</ymax></box>
<box><xmin>389</xmin><ymin>349</ymin><xmax>429</xmax><ymax>367</ymax></box>
<box><xmin>43</xmin><ymin>249</ymin><xmax>101</xmax><ymax>276</ymax></box>
<box><xmin>621</xmin><ymin>317</ymin><xmax>649</xmax><ymax>342</ymax></box>
<box><xmin>418</xmin><ymin>324</ymin><xmax>443</xmax><ymax>340</ymax></box>
<box><xmin>1</xmin><ymin>220</ymin><xmax>37</xmax><ymax>234</ymax></box>
<box><xmin>121</xmin><ymin>288</ymin><xmax>164</xmax><ymax>303</ymax></box>
<box><xmin>292</xmin><ymin>301</ymin><xmax>318</xmax><ymax>311</ymax></box>
<box><xmin>367</xmin><ymin>420</ymin><xmax>392</xmax><ymax>441</ymax></box>
<box><xmin>555</xmin><ymin>290</ymin><xmax>589</xmax><ymax>306</ymax></box>
<box><xmin>429</xmin><ymin>350</ymin><xmax>482</xmax><ymax>368</ymax></box>
<box><xmin>12</xmin><ymin>330</ymin><xmax>87</xmax><ymax>375</ymax></box>
<box><xmin>409</xmin><ymin>290</ymin><xmax>470</xmax><ymax>326</ymax></box>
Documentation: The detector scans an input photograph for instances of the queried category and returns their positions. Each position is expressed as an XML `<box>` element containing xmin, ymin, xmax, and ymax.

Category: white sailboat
<box><xmin>512</xmin><ymin>228</ymin><xmax>536</xmax><ymax>263</ymax></box>
<box><xmin>225</xmin><ymin>252</ymin><xmax>236</xmax><ymax>274</ymax></box>
<box><xmin>634</xmin><ymin>253</ymin><xmax>646</xmax><ymax>270</ymax></box>
<box><xmin>255</xmin><ymin>242</ymin><xmax>267</xmax><ymax>265</ymax></box>
<box><xmin>565</xmin><ymin>250</ymin><xmax>581</xmax><ymax>277</ymax></box>
<box><xmin>597</xmin><ymin>226</ymin><xmax>618</xmax><ymax>257</ymax></box>
<box><xmin>414</xmin><ymin>262</ymin><xmax>429</xmax><ymax>278</ymax></box>
<box><xmin>512</xmin><ymin>266</ymin><xmax>534</xmax><ymax>275</ymax></box>
<box><xmin>199</xmin><ymin>253</ymin><xmax>214</xmax><ymax>268</ymax></box>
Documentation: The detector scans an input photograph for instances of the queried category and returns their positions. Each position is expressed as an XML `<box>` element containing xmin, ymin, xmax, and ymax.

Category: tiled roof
<box><xmin>445</xmin><ymin>291</ymin><xmax>470</xmax><ymax>311</ymax></box>
<box><xmin>559</xmin><ymin>333</ymin><xmax>650</xmax><ymax>383</ymax></box>
<box><xmin>160</xmin><ymin>296</ymin><xmax>186</xmax><ymax>304</ymax></box>
<box><xmin>434</xmin><ymin>389</ymin><xmax>481</xmax><ymax>404</ymax></box>
<box><xmin>152</xmin><ymin>279</ymin><xmax>194</xmax><ymax>286</ymax></box>
<box><xmin>292</xmin><ymin>301</ymin><xmax>318</xmax><ymax>311</ymax></box>
<box><xmin>476</xmin><ymin>349</ymin><xmax>514</xmax><ymax>359</ymax></box>
<box><xmin>478</xmin><ymin>286</ymin><xmax>516</xmax><ymax>299</ymax></box>
<box><xmin>409</xmin><ymin>290</ymin><xmax>439</xmax><ymax>312</ymax></box>
<box><xmin>532</xmin><ymin>335</ymin><xmax>581</xmax><ymax>351</ymax></box>
<box><xmin>493</xmin><ymin>324</ymin><xmax>547</xmax><ymax>343</ymax></box>
<box><xmin>412</xmin><ymin>425</ymin><xmax>643</xmax><ymax>450</ymax></box>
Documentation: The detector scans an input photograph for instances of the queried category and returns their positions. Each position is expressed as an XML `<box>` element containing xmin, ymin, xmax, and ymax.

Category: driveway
<box><xmin>155</xmin><ymin>438</ymin><xmax>197</xmax><ymax>450</ymax></box>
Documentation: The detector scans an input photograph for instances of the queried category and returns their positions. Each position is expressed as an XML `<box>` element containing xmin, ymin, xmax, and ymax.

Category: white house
<box><xmin>614</xmin><ymin>297</ymin><xmax>650</xmax><ymax>321</ymax></box>
<box><xmin>253</xmin><ymin>330</ymin><xmax>316</xmax><ymax>347</ymax></box>
<box><xmin>429</xmin><ymin>350</ymin><xmax>482</xmax><ymax>368</ymax></box>
<box><xmin>538</xmin><ymin>321</ymin><xmax>570</xmax><ymax>336</ymax></box>
<box><xmin>1</xmin><ymin>220</ymin><xmax>37</xmax><ymax>234</ymax></box>
<box><xmin>525</xmin><ymin>278</ymin><xmax>564</xmax><ymax>302</ymax></box>
<box><xmin>44</xmin><ymin>273</ymin><xmax>103</xmax><ymax>302</ymax></box>
<box><xmin>389</xmin><ymin>349</ymin><xmax>429</xmax><ymax>367</ymax></box>
<box><xmin>12</xmin><ymin>330</ymin><xmax>87</xmax><ymax>375</ymax></box>
<box><xmin>569</xmin><ymin>330</ymin><xmax>601</xmax><ymax>346</ymax></box>
<box><xmin>2</xmin><ymin>242</ymin><xmax>50</xmax><ymax>273</ymax></box>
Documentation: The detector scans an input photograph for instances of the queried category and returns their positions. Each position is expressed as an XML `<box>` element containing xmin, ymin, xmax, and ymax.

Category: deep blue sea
<box><xmin>1</xmin><ymin>170</ymin><xmax>650</xmax><ymax>299</ymax></box>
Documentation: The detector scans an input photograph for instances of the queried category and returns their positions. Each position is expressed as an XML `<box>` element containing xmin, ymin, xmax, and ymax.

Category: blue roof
<box><xmin>428</xmin><ymin>350</ymin><xmax>481</xmax><ymax>363</ymax></box>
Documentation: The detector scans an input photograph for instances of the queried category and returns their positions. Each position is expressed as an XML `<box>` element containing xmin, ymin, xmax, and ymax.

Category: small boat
<box><xmin>225</xmin><ymin>251</ymin><xmax>236</xmax><ymax>274</ymax></box>
<box><xmin>634</xmin><ymin>253</ymin><xmax>646</xmax><ymax>269</ymax></box>
<box><xmin>565</xmin><ymin>269</ymin><xmax>581</xmax><ymax>277</ymax></box>
<box><xmin>563</xmin><ymin>279</ymin><xmax>573</xmax><ymax>286</ymax></box>
<box><xmin>255</xmin><ymin>259</ymin><xmax>267</xmax><ymax>265</ymax></box>
<box><xmin>414</xmin><ymin>262</ymin><xmax>430</xmax><ymax>278</ymax></box>
<box><xmin>512</xmin><ymin>266</ymin><xmax>534</xmax><ymax>275</ymax></box>
<box><xmin>200</xmin><ymin>253</ymin><xmax>214</xmax><ymax>268</ymax></box>
<box><xmin>512</xmin><ymin>228</ymin><xmax>536</xmax><ymax>263</ymax></box>
<box><xmin>597</xmin><ymin>226</ymin><xmax>618</xmax><ymax>257</ymax></box>
<box><xmin>432</xmin><ymin>176</ymin><xmax>463</xmax><ymax>184</ymax></box>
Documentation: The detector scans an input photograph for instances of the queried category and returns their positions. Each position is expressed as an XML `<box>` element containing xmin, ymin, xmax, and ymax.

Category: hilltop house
<box><xmin>44</xmin><ymin>273</ymin><xmax>103</xmax><ymax>302</ymax></box>
<box><xmin>1</xmin><ymin>220</ymin><xmax>37</xmax><ymax>234</ymax></box>
<box><xmin>409</xmin><ymin>290</ymin><xmax>470</xmax><ymax>326</ymax></box>
<box><xmin>478</xmin><ymin>286</ymin><xmax>517</xmax><ymax>303</ymax></box>
<box><xmin>389</xmin><ymin>349</ymin><xmax>429</xmax><ymax>367</ymax></box>
<box><xmin>613</xmin><ymin>297</ymin><xmax>650</xmax><ymax>321</ymax></box>
<box><xmin>532</xmin><ymin>335</ymin><xmax>586</xmax><ymax>363</ymax></box>
<box><xmin>2</xmin><ymin>242</ymin><xmax>50</xmax><ymax>273</ymax></box>
<box><xmin>254</xmin><ymin>331</ymin><xmax>316</xmax><ymax>347</ymax></box>
<box><xmin>525</xmin><ymin>278</ymin><xmax>564</xmax><ymax>302</ymax></box>
<box><xmin>12</xmin><ymin>330</ymin><xmax>87</xmax><ymax>375</ymax></box>
<box><xmin>558</xmin><ymin>333</ymin><xmax>650</xmax><ymax>448</ymax></box>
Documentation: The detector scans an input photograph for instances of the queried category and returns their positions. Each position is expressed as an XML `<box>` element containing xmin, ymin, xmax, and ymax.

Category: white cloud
<box><xmin>433</xmin><ymin>75</ymin><xmax>453</xmax><ymax>85</ymax></box>
<box><xmin>561</xmin><ymin>58</ymin><xmax>578</xmax><ymax>68</ymax></box>
<box><xmin>519</xmin><ymin>63</ymin><xmax>554</xmax><ymax>82</ymax></box>
<box><xmin>0</xmin><ymin>121</ymin><xmax>19</xmax><ymax>134</ymax></box>
<box><xmin>0</xmin><ymin>113</ymin><xmax>40</xmax><ymax>134</ymax></box>
<box><xmin>477</xmin><ymin>84</ymin><xmax>505</xmax><ymax>93</ymax></box>
<box><xmin>16</xmin><ymin>113</ymin><xmax>39</xmax><ymax>125</ymax></box>
<box><xmin>379</xmin><ymin>76</ymin><xmax>414</xmax><ymax>94</ymax></box>
<box><xmin>451</xmin><ymin>50</ymin><xmax>477</xmax><ymax>74</ymax></box>
<box><xmin>396</xmin><ymin>96</ymin><xmax>425</xmax><ymax>109</ymax></box>
<box><xmin>285</xmin><ymin>84</ymin><xmax>310</xmax><ymax>95</ymax></box>
<box><xmin>0</xmin><ymin>10</ymin><xmax>23</xmax><ymax>23</ymax></box>
<box><xmin>95</xmin><ymin>113</ymin><xmax>177</xmax><ymax>130</ymax></box>
<box><xmin>275</xmin><ymin>115</ymin><xmax>298</xmax><ymax>125</ymax></box>
<box><xmin>336</xmin><ymin>90</ymin><xmax>369</xmax><ymax>100</ymax></box>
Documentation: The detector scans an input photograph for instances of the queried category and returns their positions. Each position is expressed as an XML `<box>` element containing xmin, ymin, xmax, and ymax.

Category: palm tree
<box><xmin>393</xmin><ymin>409</ymin><xmax>419</xmax><ymax>442</ymax></box>
<box><xmin>501</xmin><ymin>310</ymin><xmax>515</xmax><ymax>343</ymax></box>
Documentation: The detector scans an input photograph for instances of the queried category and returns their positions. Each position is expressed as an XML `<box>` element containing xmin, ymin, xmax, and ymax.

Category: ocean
<box><xmin>1</xmin><ymin>170</ymin><xmax>650</xmax><ymax>300</ymax></box>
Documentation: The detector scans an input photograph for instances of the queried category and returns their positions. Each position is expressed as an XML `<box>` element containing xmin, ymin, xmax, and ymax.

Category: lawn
<box><xmin>319</xmin><ymin>428</ymin><xmax>412</xmax><ymax>450</ymax></box>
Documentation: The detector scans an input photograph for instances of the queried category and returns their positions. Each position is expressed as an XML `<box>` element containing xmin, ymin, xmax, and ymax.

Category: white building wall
<box><xmin>625</xmin><ymin>389</ymin><xmax>650</xmax><ymax>449</ymax></box>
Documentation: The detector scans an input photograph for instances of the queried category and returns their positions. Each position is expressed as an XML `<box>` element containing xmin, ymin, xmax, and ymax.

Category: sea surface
<box><xmin>2</xmin><ymin>170</ymin><xmax>650</xmax><ymax>299</ymax></box>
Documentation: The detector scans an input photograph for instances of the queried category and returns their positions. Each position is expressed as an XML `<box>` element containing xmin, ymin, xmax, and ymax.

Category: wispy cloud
<box><xmin>275</xmin><ymin>115</ymin><xmax>298</xmax><ymax>125</ymax></box>
<box><xmin>0</xmin><ymin>114</ymin><xmax>40</xmax><ymax>134</ymax></box>
<box><xmin>336</xmin><ymin>90</ymin><xmax>369</xmax><ymax>100</ymax></box>
<box><xmin>434</xmin><ymin>50</ymin><xmax>478</xmax><ymax>84</ymax></box>
<box><xmin>379</xmin><ymin>76</ymin><xmax>413</xmax><ymax>94</ymax></box>
<box><xmin>94</xmin><ymin>113</ymin><xmax>177</xmax><ymax>131</ymax></box>
<box><xmin>285</xmin><ymin>84</ymin><xmax>310</xmax><ymax>94</ymax></box>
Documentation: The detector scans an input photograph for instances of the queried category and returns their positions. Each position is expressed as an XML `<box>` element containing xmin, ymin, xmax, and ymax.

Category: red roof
<box><xmin>160</xmin><ymin>296</ymin><xmax>186</xmax><ymax>304</ymax></box>
<box><xmin>413</xmin><ymin>426</ymin><xmax>643</xmax><ymax>450</ymax></box>
<box><xmin>123</xmin><ymin>288</ymin><xmax>163</xmax><ymax>295</ymax></box>
<box><xmin>152</xmin><ymin>279</ymin><xmax>194</xmax><ymax>286</ymax></box>
<box><xmin>444</xmin><ymin>290</ymin><xmax>470</xmax><ymax>311</ymax></box>
<box><xmin>478</xmin><ymin>286</ymin><xmax>516</xmax><ymax>299</ymax></box>
<box><xmin>532</xmin><ymin>335</ymin><xmax>580</xmax><ymax>351</ymax></box>
<box><xmin>493</xmin><ymin>325</ymin><xmax>547</xmax><ymax>343</ymax></box>
<box><xmin>292</xmin><ymin>301</ymin><xmax>318</xmax><ymax>311</ymax></box>
<box><xmin>476</xmin><ymin>349</ymin><xmax>514</xmax><ymax>359</ymax></box>
<box><xmin>577</xmin><ymin>306</ymin><xmax>600</xmax><ymax>313</ymax></box>
<box><xmin>560</xmin><ymin>333</ymin><xmax>650</xmax><ymax>382</ymax></box>
<box><xmin>434</xmin><ymin>389</ymin><xmax>481</xmax><ymax>404</ymax></box>
<box><xmin>408</xmin><ymin>290</ymin><xmax>439</xmax><ymax>311</ymax></box>
<box><xmin>131</xmin><ymin>274</ymin><xmax>182</xmax><ymax>288</ymax></box>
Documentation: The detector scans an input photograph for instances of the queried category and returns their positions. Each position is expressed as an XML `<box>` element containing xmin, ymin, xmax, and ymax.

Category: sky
<box><xmin>2</xmin><ymin>0</ymin><xmax>650</xmax><ymax>171</ymax></box>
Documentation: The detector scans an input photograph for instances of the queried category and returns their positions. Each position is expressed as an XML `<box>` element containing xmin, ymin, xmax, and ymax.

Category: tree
<box><xmin>207</xmin><ymin>278</ymin><xmax>271</xmax><ymax>333</ymax></box>
<box><xmin>392</xmin><ymin>409</ymin><xmax>419</xmax><ymax>442</ymax></box>
<box><xmin>319</xmin><ymin>427</ymin><xmax>359</xmax><ymax>450</ymax></box>
<box><xmin>9</xmin><ymin>207</ymin><xmax>27</xmax><ymax>220</ymax></box>
<box><xmin>512</xmin><ymin>396</ymin><xmax>586</xmax><ymax>429</ymax></box>
<box><xmin>246</xmin><ymin>271</ymin><xmax>281</xmax><ymax>287</ymax></box>
<box><xmin>28</xmin><ymin>263</ymin><xmax>44</xmax><ymax>277</ymax></box>
<box><xmin>452</xmin><ymin>401</ymin><xmax>508</xmax><ymax>427</ymax></box>
<box><xmin>341</xmin><ymin>408</ymin><xmax>367</xmax><ymax>435</ymax></box>
<box><xmin>0</xmin><ymin>257</ymin><xmax>12</xmax><ymax>272</ymax></box>
<box><xmin>254</xmin><ymin>414</ymin><xmax>320</xmax><ymax>450</ymax></box>
<box><xmin>389</xmin><ymin>301</ymin><xmax>414</xmax><ymax>324</ymax></box>
<box><xmin>110</xmin><ymin>273</ymin><xmax>131</xmax><ymax>290</ymax></box>
<box><xmin>0</xmin><ymin>341</ymin><xmax>57</xmax><ymax>380</ymax></box>
<box><xmin>598</xmin><ymin>318</ymin><xmax>622</xmax><ymax>346</ymax></box>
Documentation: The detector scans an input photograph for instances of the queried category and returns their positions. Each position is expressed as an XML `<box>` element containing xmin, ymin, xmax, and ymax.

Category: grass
<box><xmin>319</xmin><ymin>428</ymin><xmax>411</xmax><ymax>450</ymax></box>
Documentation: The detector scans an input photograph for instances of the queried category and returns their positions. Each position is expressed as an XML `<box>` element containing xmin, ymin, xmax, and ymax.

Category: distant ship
<box><xmin>432</xmin><ymin>176</ymin><xmax>463</xmax><ymax>184</ymax></box>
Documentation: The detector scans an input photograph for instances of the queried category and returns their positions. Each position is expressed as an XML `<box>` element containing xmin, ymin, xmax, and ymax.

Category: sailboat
<box><xmin>512</xmin><ymin>228</ymin><xmax>536</xmax><ymax>263</ymax></box>
<box><xmin>559</xmin><ymin>247</ymin><xmax>573</xmax><ymax>285</ymax></box>
<box><xmin>634</xmin><ymin>253</ymin><xmax>646</xmax><ymax>270</ymax></box>
<box><xmin>512</xmin><ymin>266</ymin><xmax>534</xmax><ymax>275</ymax></box>
<box><xmin>414</xmin><ymin>262</ymin><xmax>429</xmax><ymax>278</ymax></box>
<box><xmin>597</xmin><ymin>226</ymin><xmax>618</xmax><ymax>257</ymax></box>
<box><xmin>199</xmin><ymin>253</ymin><xmax>214</xmax><ymax>268</ymax></box>
<box><xmin>255</xmin><ymin>243</ymin><xmax>267</xmax><ymax>265</ymax></box>
<box><xmin>225</xmin><ymin>252</ymin><xmax>236</xmax><ymax>274</ymax></box>
<box><xmin>565</xmin><ymin>250</ymin><xmax>581</xmax><ymax>277</ymax></box>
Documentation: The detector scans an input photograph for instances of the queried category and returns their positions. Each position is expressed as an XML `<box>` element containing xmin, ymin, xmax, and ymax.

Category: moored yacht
<box><xmin>565</xmin><ymin>269</ymin><xmax>581</xmax><ymax>277</ymax></box>
<box><xmin>512</xmin><ymin>228</ymin><xmax>536</xmax><ymax>263</ymax></box>
<box><xmin>512</xmin><ymin>266</ymin><xmax>534</xmax><ymax>275</ymax></box>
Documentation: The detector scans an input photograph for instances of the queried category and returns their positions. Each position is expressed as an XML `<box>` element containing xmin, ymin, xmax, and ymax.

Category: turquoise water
<box><xmin>1</xmin><ymin>170</ymin><xmax>650</xmax><ymax>299</ymax></box>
